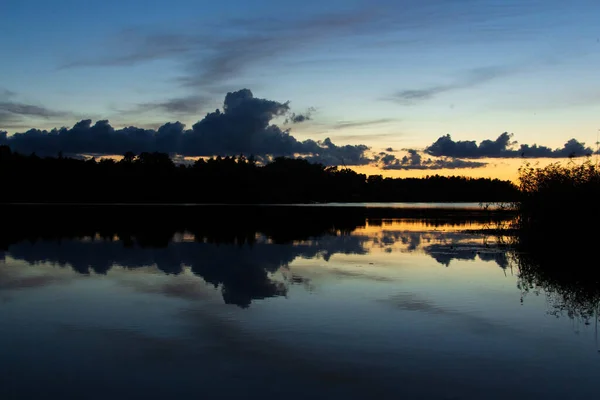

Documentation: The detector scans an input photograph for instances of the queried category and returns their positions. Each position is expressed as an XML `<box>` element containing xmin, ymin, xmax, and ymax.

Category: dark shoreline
<box><xmin>0</xmin><ymin>203</ymin><xmax>515</xmax><ymax>249</ymax></box>
<box><xmin>2</xmin><ymin>202</ymin><xmax>516</xmax><ymax>219</ymax></box>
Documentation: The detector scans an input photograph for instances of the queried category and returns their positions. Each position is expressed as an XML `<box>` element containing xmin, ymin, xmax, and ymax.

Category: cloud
<box><xmin>2</xmin><ymin>89</ymin><xmax>371</xmax><ymax>165</ymax></box>
<box><xmin>60</xmin><ymin>30</ymin><xmax>206</xmax><ymax>68</ymax></box>
<box><xmin>330</xmin><ymin>118</ymin><xmax>396</xmax><ymax>130</ymax></box>
<box><xmin>378</xmin><ymin>149</ymin><xmax>487</xmax><ymax>170</ymax></box>
<box><xmin>1</xmin><ymin>89</ymin><xmax>16</xmax><ymax>98</ymax></box>
<box><xmin>0</xmin><ymin>90</ymin><xmax>73</xmax><ymax>129</ymax></box>
<box><xmin>54</xmin><ymin>2</ymin><xmax>557</xmax><ymax>128</ymax></box>
<box><xmin>60</xmin><ymin>8</ymin><xmax>394</xmax><ymax>88</ymax></box>
<box><xmin>301</xmin><ymin>138</ymin><xmax>370</xmax><ymax>166</ymax></box>
<box><xmin>285</xmin><ymin>107</ymin><xmax>316</xmax><ymax>124</ymax></box>
<box><xmin>169</xmin><ymin>10</ymin><xmax>401</xmax><ymax>89</ymax></box>
<box><xmin>325</xmin><ymin>133</ymin><xmax>397</xmax><ymax>142</ymax></box>
<box><xmin>0</xmin><ymin>102</ymin><xmax>69</xmax><ymax>119</ymax></box>
<box><xmin>289</xmin><ymin>114</ymin><xmax>310</xmax><ymax>123</ymax></box>
<box><xmin>425</xmin><ymin>133</ymin><xmax>594</xmax><ymax>159</ymax></box>
<box><xmin>0</xmin><ymin>112</ymin><xmax>22</xmax><ymax>128</ymax></box>
<box><xmin>136</xmin><ymin>95</ymin><xmax>210</xmax><ymax>116</ymax></box>
<box><xmin>63</xmin><ymin>3</ymin><xmax>537</xmax><ymax>90</ymax></box>
<box><xmin>388</xmin><ymin>66</ymin><xmax>514</xmax><ymax>105</ymax></box>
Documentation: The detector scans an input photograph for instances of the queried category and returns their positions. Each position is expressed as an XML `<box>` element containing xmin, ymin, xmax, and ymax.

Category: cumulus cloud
<box><xmin>425</xmin><ymin>133</ymin><xmax>594</xmax><ymax>159</ymax></box>
<box><xmin>1</xmin><ymin>89</ymin><xmax>371</xmax><ymax>166</ymax></box>
<box><xmin>377</xmin><ymin>149</ymin><xmax>487</xmax><ymax>170</ymax></box>
<box><xmin>289</xmin><ymin>114</ymin><xmax>310</xmax><ymax>123</ymax></box>
<box><xmin>285</xmin><ymin>107</ymin><xmax>316</xmax><ymax>124</ymax></box>
<box><xmin>301</xmin><ymin>138</ymin><xmax>370</xmax><ymax>166</ymax></box>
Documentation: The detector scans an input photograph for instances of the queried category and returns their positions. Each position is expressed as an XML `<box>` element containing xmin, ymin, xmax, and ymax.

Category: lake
<box><xmin>0</xmin><ymin>206</ymin><xmax>597</xmax><ymax>399</ymax></box>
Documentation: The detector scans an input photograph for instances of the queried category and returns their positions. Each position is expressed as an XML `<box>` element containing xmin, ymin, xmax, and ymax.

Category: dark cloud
<box><xmin>289</xmin><ymin>114</ymin><xmax>310</xmax><ymax>123</ymax></box>
<box><xmin>2</xmin><ymin>89</ymin><xmax>371</xmax><ymax>165</ymax></box>
<box><xmin>285</xmin><ymin>107</ymin><xmax>316</xmax><ymax>124</ymax></box>
<box><xmin>378</xmin><ymin>149</ymin><xmax>487</xmax><ymax>170</ymax></box>
<box><xmin>385</xmin><ymin>147</ymin><xmax>394</xmax><ymax>152</ymax></box>
<box><xmin>389</xmin><ymin>66</ymin><xmax>514</xmax><ymax>105</ymax></box>
<box><xmin>425</xmin><ymin>133</ymin><xmax>594</xmax><ymax>159</ymax></box>
<box><xmin>301</xmin><ymin>138</ymin><xmax>370</xmax><ymax>166</ymax></box>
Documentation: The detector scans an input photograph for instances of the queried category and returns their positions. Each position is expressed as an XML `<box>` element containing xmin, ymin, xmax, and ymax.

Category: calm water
<box><xmin>1</xmin><ymin>211</ymin><xmax>598</xmax><ymax>399</ymax></box>
<box><xmin>288</xmin><ymin>202</ymin><xmax>497</xmax><ymax>209</ymax></box>
<box><xmin>9</xmin><ymin>202</ymin><xmax>503</xmax><ymax>209</ymax></box>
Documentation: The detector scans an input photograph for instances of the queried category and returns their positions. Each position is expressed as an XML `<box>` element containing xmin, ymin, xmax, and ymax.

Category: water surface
<box><xmin>0</xmin><ymin>209</ymin><xmax>597</xmax><ymax>399</ymax></box>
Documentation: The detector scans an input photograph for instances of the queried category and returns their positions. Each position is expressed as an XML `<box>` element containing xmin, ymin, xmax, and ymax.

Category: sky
<box><xmin>1</xmin><ymin>0</ymin><xmax>600</xmax><ymax>181</ymax></box>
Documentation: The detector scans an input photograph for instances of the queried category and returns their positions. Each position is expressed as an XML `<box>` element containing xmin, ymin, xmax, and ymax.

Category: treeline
<box><xmin>0</xmin><ymin>146</ymin><xmax>518</xmax><ymax>203</ymax></box>
<box><xmin>516</xmin><ymin>159</ymin><xmax>600</xmax><ymax>238</ymax></box>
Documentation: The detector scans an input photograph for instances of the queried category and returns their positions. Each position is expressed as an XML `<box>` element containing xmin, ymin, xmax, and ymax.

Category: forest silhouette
<box><xmin>0</xmin><ymin>145</ymin><xmax>517</xmax><ymax>203</ymax></box>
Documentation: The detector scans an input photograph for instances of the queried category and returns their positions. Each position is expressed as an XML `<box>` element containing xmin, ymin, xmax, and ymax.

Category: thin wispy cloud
<box><xmin>329</xmin><ymin>133</ymin><xmax>398</xmax><ymax>142</ymax></box>
<box><xmin>135</xmin><ymin>95</ymin><xmax>211</xmax><ymax>116</ymax></box>
<box><xmin>0</xmin><ymin>101</ymin><xmax>70</xmax><ymax>119</ymax></box>
<box><xmin>388</xmin><ymin>66</ymin><xmax>517</xmax><ymax>105</ymax></box>
<box><xmin>330</xmin><ymin>118</ymin><xmax>397</xmax><ymax>130</ymax></box>
<box><xmin>60</xmin><ymin>31</ymin><xmax>206</xmax><ymax>68</ymax></box>
<box><xmin>0</xmin><ymin>90</ymin><xmax>73</xmax><ymax>127</ymax></box>
<box><xmin>1</xmin><ymin>89</ymin><xmax>16</xmax><ymax>98</ymax></box>
<box><xmin>59</xmin><ymin>1</ymin><xmax>549</xmax><ymax>91</ymax></box>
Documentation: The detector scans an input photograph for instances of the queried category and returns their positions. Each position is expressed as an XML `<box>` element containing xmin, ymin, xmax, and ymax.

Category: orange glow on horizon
<box><xmin>82</xmin><ymin>153</ymin><xmax>588</xmax><ymax>184</ymax></box>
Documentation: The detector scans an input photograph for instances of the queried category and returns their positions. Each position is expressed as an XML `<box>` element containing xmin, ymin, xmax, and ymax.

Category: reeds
<box><xmin>515</xmin><ymin>157</ymin><xmax>600</xmax><ymax>243</ymax></box>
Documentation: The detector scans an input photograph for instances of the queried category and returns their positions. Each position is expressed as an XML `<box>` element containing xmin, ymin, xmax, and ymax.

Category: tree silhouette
<box><xmin>0</xmin><ymin>146</ymin><xmax>519</xmax><ymax>204</ymax></box>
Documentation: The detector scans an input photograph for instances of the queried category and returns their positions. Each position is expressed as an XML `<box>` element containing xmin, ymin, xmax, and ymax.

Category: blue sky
<box><xmin>1</xmin><ymin>0</ymin><xmax>599</xmax><ymax>177</ymax></box>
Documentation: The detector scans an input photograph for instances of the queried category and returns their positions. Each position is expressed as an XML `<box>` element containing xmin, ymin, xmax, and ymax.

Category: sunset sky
<box><xmin>2</xmin><ymin>0</ymin><xmax>600</xmax><ymax>181</ymax></box>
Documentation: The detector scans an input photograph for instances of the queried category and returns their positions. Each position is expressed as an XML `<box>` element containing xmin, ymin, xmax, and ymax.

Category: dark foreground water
<box><xmin>0</xmin><ymin>206</ymin><xmax>598</xmax><ymax>399</ymax></box>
